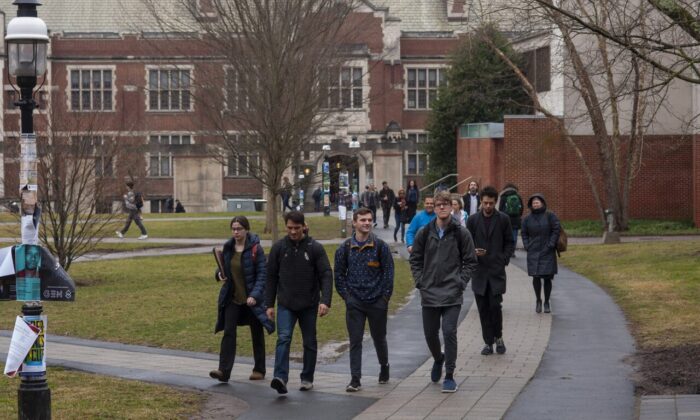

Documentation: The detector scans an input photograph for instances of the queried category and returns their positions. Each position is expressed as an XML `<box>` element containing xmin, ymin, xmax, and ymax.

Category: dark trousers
<box><xmin>368</xmin><ymin>205</ymin><xmax>377</xmax><ymax>224</ymax></box>
<box><xmin>382</xmin><ymin>204</ymin><xmax>392</xmax><ymax>227</ymax></box>
<box><xmin>422</xmin><ymin>305</ymin><xmax>461</xmax><ymax>377</ymax></box>
<box><xmin>393</xmin><ymin>215</ymin><xmax>405</xmax><ymax>242</ymax></box>
<box><xmin>219</xmin><ymin>303</ymin><xmax>265</xmax><ymax>375</ymax></box>
<box><xmin>346</xmin><ymin>296</ymin><xmax>389</xmax><ymax>379</ymax></box>
<box><xmin>273</xmin><ymin>304</ymin><xmax>317</xmax><ymax>383</ymax></box>
<box><xmin>121</xmin><ymin>210</ymin><xmax>147</xmax><ymax>235</ymax></box>
<box><xmin>533</xmin><ymin>276</ymin><xmax>553</xmax><ymax>303</ymax></box>
<box><xmin>474</xmin><ymin>284</ymin><xmax>503</xmax><ymax>345</ymax></box>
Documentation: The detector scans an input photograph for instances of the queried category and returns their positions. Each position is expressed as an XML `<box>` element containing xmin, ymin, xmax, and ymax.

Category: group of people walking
<box><xmin>210</xmin><ymin>181</ymin><xmax>561</xmax><ymax>395</ymax></box>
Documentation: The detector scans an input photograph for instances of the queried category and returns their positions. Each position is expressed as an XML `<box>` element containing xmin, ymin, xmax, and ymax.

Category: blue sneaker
<box><xmin>431</xmin><ymin>353</ymin><xmax>444</xmax><ymax>383</ymax></box>
<box><xmin>442</xmin><ymin>378</ymin><xmax>458</xmax><ymax>393</ymax></box>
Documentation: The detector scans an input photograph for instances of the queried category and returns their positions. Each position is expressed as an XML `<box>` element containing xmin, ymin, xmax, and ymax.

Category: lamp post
<box><xmin>6</xmin><ymin>1</ymin><xmax>50</xmax><ymax>418</ymax></box>
<box><xmin>341</xmin><ymin>136</ymin><xmax>361</xmax><ymax>238</ymax></box>
<box><xmin>321</xmin><ymin>144</ymin><xmax>331</xmax><ymax>216</ymax></box>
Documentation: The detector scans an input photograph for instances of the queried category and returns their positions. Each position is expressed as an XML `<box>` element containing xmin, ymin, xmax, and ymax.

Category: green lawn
<box><xmin>0</xmin><ymin>241</ymin><xmax>194</xmax><ymax>253</ymax></box>
<box><xmin>0</xmin><ymin>245</ymin><xmax>414</xmax><ymax>356</ymax></box>
<box><xmin>0</xmin><ymin>366</ymin><xmax>204</xmax><ymax>419</ymax></box>
<box><xmin>563</xmin><ymin>219</ymin><xmax>699</xmax><ymax>237</ymax></box>
<box><xmin>563</xmin><ymin>241</ymin><xmax>700</xmax><ymax>348</ymax></box>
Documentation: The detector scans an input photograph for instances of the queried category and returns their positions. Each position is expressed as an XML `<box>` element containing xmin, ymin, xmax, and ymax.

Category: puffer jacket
<box><xmin>214</xmin><ymin>234</ymin><xmax>274</xmax><ymax>334</ymax></box>
<box><xmin>521</xmin><ymin>194</ymin><xmax>560</xmax><ymax>277</ymax></box>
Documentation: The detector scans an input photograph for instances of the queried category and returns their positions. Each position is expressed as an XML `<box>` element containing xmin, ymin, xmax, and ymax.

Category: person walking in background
<box><xmin>410</xmin><ymin>191</ymin><xmax>477</xmax><ymax>393</ymax></box>
<box><xmin>312</xmin><ymin>187</ymin><xmax>322</xmax><ymax>212</ymax></box>
<box><xmin>265</xmin><ymin>211</ymin><xmax>333</xmax><ymax>394</ymax></box>
<box><xmin>210</xmin><ymin>216</ymin><xmax>274</xmax><ymax>383</ymax></box>
<box><xmin>281</xmin><ymin>177</ymin><xmax>294</xmax><ymax>212</ymax></box>
<box><xmin>498</xmin><ymin>183</ymin><xmax>523</xmax><ymax>257</ymax></box>
<box><xmin>462</xmin><ymin>181</ymin><xmax>480</xmax><ymax>217</ymax></box>
<box><xmin>116</xmin><ymin>181</ymin><xmax>148</xmax><ymax>240</ymax></box>
<box><xmin>405</xmin><ymin>195</ymin><xmax>436</xmax><ymax>253</ymax></box>
<box><xmin>334</xmin><ymin>208</ymin><xmax>394</xmax><ymax>392</ymax></box>
<box><xmin>379</xmin><ymin>181</ymin><xmax>396</xmax><ymax>229</ymax></box>
<box><xmin>521</xmin><ymin>194</ymin><xmax>561</xmax><ymax>314</ymax></box>
<box><xmin>451</xmin><ymin>197</ymin><xmax>468</xmax><ymax>227</ymax></box>
<box><xmin>406</xmin><ymin>180</ymin><xmax>420</xmax><ymax>221</ymax></box>
<box><xmin>467</xmin><ymin>186</ymin><xmax>515</xmax><ymax>356</ymax></box>
<box><xmin>175</xmin><ymin>199</ymin><xmax>186</xmax><ymax>213</ymax></box>
<box><xmin>393</xmin><ymin>189</ymin><xmax>409</xmax><ymax>242</ymax></box>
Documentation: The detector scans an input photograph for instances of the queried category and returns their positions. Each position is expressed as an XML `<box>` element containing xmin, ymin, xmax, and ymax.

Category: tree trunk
<box><xmin>265</xmin><ymin>188</ymin><xmax>279</xmax><ymax>241</ymax></box>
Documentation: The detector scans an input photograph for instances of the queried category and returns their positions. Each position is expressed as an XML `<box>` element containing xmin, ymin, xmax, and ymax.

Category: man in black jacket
<box><xmin>467</xmin><ymin>186</ymin><xmax>515</xmax><ymax>356</ymax></box>
<box><xmin>378</xmin><ymin>181</ymin><xmax>395</xmax><ymax>229</ymax></box>
<box><xmin>410</xmin><ymin>191</ymin><xmax>477</xmax><ymax>393</ymax></box>
<box><xmin>265</xmin><ymin>211</ymin><xmax>333</xmax><ymax>394</ymax></box>
<box><xmin>462</xmin><ymin>180</ymin><xmax>481</xmax><ymax>217</ymax></box>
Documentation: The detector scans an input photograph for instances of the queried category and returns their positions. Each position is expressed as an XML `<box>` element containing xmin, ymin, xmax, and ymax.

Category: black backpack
<box><xmin>135</xmin><ymin>192</ymin><xmax>144</xmax><ymax>209</ymax></box>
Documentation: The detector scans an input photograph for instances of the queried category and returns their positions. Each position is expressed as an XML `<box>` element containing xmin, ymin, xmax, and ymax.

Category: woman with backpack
<box><xmin>521</xmin><ymin>194</ymin><xmax>561</xmax><ymax>314</ymax></box>
<box><xmin>210</xmin><ymin>216</ymin><xmax>275</xmax><ymax>383</ymax></box>
<box><xmin>497</xmin><ymin>183</ymin><xmax>523</xmax><ymax>256</ymax></box>
<box><xmin>405</xmin><ymin>180</ymin><xmax>420</xmax><ymax>222</ymax></box>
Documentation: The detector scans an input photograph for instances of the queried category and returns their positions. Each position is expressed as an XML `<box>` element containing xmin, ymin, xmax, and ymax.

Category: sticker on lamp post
<box><xmin>20</xmin><ymin>314</ymin><xmax>47</xmax><ymax>377</ymax></box>
<box><xmin>15</xmin><ymin>245</ymin><xmax>41</xmax><ymax>301</ymax></box>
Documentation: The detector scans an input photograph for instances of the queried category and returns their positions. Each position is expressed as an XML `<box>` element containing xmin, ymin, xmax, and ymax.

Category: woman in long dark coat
<box><xmin>210</xmin><ymin>216</ymin><xmax>275</xmax><ymax>383</ymax></box>
<box><xmin>521</xmin><ymin>194</ymin><xmax>561</xmax><ymax>314</ymax></box>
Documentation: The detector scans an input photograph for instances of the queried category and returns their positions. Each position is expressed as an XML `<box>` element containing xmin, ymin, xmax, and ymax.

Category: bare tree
<box><xmin>36</xmin><ymin>108</ymin><xmax>144</xmax><ymax>271</ymax></box>
<box><xmin>138</xmin><ymin>0</ymin><xmax>364</xmax><ymax>240</ymax></box>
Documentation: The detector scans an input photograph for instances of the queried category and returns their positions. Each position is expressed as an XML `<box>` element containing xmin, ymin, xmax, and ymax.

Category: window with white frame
<box><xmin>406</xmin><ymin>132</ymin><xmax>429</xmax><ymax>144</ymax></box>
<box><xmin>522</xmin><ymin>46</ymin><xmax>551</xmax><ymax>93</ymax></box>
<box><xmin>69</xmin><ymin>135</ymin><xmax>114</xmax><ymax>177</ymax></box>
<box><xmin>148</xmin><ymin>68</ymin><xmax>192</xmax><ymax>111</ymax></box>
<box><xmin>227</xmin><ymin>151</ymin><xmax>260</xmax><ymax>177</ymax></box>
<box><xmin>70</xmin><ymin>69</ymin><xmax>113</xmax><ymax>111</ymax></box>
<box><xmin>406</xmin><ymin>151</ymin><xmax>428</xmax><ymax>175</ymax></box>
<box><xmin>323</xmin><ymin>67</ymin><xmax>363</xmax><ymax>109</ymax></box>
<box><xmin>149</xmin><ymin>153</ymin><xmax>173</xmax><ymax>177</ymax></box>
<box><xmin>406</xmin><ymin>67</ymin><xmax>446</xmax><ymax>110</ymax></box>
<box><xmin>149</xmin><ymin>134</ymin><xmax>192</xmax><ymax>145</ymax></box>
<box><xmin>225</xmin><ymin>68</ymin><xmax>256</xmax><ymax>111</ymax></box>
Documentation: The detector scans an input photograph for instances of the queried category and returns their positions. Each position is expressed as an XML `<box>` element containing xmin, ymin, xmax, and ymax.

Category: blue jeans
<box><xmin>273</xmin><ymin>304</ymin><xmax>318</xmax><ymax>383</ymax></box>
<box><xmin>512</xmin><ymin>228</ymin><xmax>519</xmax><ymax>250</ymax></box>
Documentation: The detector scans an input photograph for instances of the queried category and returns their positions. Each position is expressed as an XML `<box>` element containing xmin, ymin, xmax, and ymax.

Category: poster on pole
<box><xmin>19</xmin><ymin>314</ymin><xmax>47</xmax><ymax>377</ymax></box>
<box><xmin>0</xmin><ymin>246</ymin><xmax>76</xmax><ymax>302</ymax></box>
<box><xmin>4</xmin><ymin>316</ymin><xmax>40</xmax><ymax>378</ymax></box>
<box><xmin>322</xmin><ymin>161</ymin><xmax>330</xmax><ymax>208</ymax></box>
<box><xmin>15</xmin><ymin>245</ymin><xmax>42</xmax><ymax>302</ymax></box>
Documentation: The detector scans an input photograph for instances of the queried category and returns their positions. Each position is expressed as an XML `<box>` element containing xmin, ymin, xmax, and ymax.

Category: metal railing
<box><xmin>419</xmin><ymin>173</ymin><xmax>457</xmax><ymax>193</ymax></box>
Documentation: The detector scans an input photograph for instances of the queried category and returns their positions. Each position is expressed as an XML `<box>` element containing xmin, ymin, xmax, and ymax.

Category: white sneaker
<box><xmin>115</xmin><ymin>231</ymin><xmax>123</xmax><ymax>238</ymax></box>
<box><xmin>138</xmin><ymin>234</ymin><xmax>148</xmax><ymax>240</ymax></box>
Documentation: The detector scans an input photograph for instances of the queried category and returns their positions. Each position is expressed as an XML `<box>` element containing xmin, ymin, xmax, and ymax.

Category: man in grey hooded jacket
<box><xmin>410</xmin><ymin>191</ymin><xmax>478</xmax><ymax>393</ymax></box>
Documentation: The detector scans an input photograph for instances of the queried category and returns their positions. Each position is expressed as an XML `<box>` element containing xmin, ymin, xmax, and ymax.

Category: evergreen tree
<box><xmin>425</xmin><ymin>26</ymin><xmax>530</xmax><ymax>183</ymax></box>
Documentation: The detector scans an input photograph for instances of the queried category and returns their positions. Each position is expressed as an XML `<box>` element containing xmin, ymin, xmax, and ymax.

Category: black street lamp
<box><xmin>5</xmin><ymin>1</ymin><xmax>50</xmax><ymax>419</ymax></box>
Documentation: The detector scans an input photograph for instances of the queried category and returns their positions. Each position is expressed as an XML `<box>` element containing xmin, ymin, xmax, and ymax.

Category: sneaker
<box><xmin>249</xmin><ymin>370</ymin><xmax>265</xmax><ymax>380</ymax></box>
<box><xmin>430</xmin><ymin>354</ymin><xmax>444</xmax><ymax>383</ymax></box>
<box><xmin>271</xmin><ymin>377</ymin><xmax>288</xmax><ymax>394</ymax></box>
<box><xmin>495</xmin><ymin>337</ymin><xmax>506</xmax><ymax>355</ymax></box>
<box><xmin>209</xmin><ymin>369</ymin><xmax>229</xmax><ymax>383</ymax></box>
<box><xmin>138</xmin><ymin>234</ymin><xmax>148</xmax><ymax>240</ymax></box>
<box><xmin>544</xmin><ymin>302</ymin><xmax>551</xmax><ymax>313</ymax></box>
<box><xmin>346</xmin><ymin>377</ymin><xmax>361</xmax><ymax>392</ymax></box>
<box><xmin>481</xmin><ymin>344</ymin><xmax>494</xmax><ymax>355</ymax></box>
<box><xmin>442</xmin><ymin>378</ymin><xmax>458</xmax><ymax>393</ymax></box>
<box><xmin>115</xmin><ymin>231</ymin><xmax>123</xmax><ymax>238</ymax></box>
<box><xmin>299</xmin><ymin>381</ymin><xmax>313</xmax><ymax>391</ymax></box>
<box><xmin>378</xmin><ymin>364</ymin><xmax>390</xmax><ymax>384</ymax></box>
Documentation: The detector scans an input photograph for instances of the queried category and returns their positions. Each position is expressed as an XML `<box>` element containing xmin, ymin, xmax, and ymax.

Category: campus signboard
<box><xmin>0</xmin><ymin>246</ymin><xmax>75</xmax><ymax>302</ymax></box>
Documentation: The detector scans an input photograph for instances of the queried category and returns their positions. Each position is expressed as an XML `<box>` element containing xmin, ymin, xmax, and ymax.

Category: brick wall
<box><xmin>457</xmin><ymin>116</ymin><xmax>697</xmax><ymax>224</ymax></box>
<box><xmin>694</xmin><ymin>135</ymin><xmax>700</xmax><ymax>227</ymax></box>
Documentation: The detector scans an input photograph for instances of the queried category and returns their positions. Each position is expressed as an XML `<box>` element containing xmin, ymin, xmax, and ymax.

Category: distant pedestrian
<box><xmin>498</xmin><ymin>183</ymin><xmax>523</xmax><ymax>257</ymax></box>
<box><xmin>175</xmin><ymin>199</ymin><xmax>186</xmax><ymax>213</ymax></box>
<box><xmin>210</xmin><ymin>216</ymin><xmax>274</xmax><ymax>383</ymax></box>
<box><xmin>165</xmin><ymin>197</ymin><xmax>174</xmax><ymax>213</ymax></box>
<box><xmin>281</xmin><ymin>177</ymin><xmax>294</xmax><ymax>212</ymax></box>
<box><xmin>451</xmin><ymin>197</ymin><xmax>467</xmax><ymax>227</ymax></box>
<box><xmin>467</xmin><ymin>186</ymin><xmax>515</xmax><ymax>356</ymax></box>
<box><xmin>334</xmin><ymin>208</ymin><xmax>394</xmax><ymax>392</ymax></box>
<box><xmin>116</xmin><ymin>181</ymin><xmax>148</xmax><ymax>240</ymax></box>
<box><xmin>351</xmin><ymin>188</ymin><xmax>359</xmax><ymax>211</ymax></box>
<box><xmin>265</xmin><ymin>211</ymin><xmax>333</xmax><ymax>394</ymax></box>
<box><xmin>410</xmin><ymin>191</ymin><xmax>477</xmax><ymax>393</ymax></box>
<box><xmin>361</xmin><ymin>185</ymin><xmax>379</xmax><ymax>226</ymax></box>
<box><xmin>312</xmin><ymin>187</ymin><xmax>322</xmax><ymax>212</ymax></box>
<box><xmin>406</xmin><ymin>180</ymin><xmax>420</xmax><ymax>221</ymax></box>
<box><xmin>521</xmin><ymin>194</ymin><xmax>561</xmax><ymax>314</ymax></box>
<box><xmin>405</xmin><ymin>195</ymin><xmax>436</xmax><ymax>253</ymax></box>
<box><xmin>379</xmin><ymin>181</ymin><xmax>396</xmax><ymax>229</ymax></box>
<box><xmin>462</xmin><ymin>181</ymin><xmax>480</xmax><ymax>217</ymax></box>
<box><xmin>393</xmin><ymin>189</ymin><xmax>409</xmax><ymax>242</ymax></box>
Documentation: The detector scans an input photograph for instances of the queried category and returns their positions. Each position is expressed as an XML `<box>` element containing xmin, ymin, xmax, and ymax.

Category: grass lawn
<box><xmin>563</xmin><ymin>219</ymin><xmax>699</xmax><ymax>237</ymax></box>
<box><xmin>563</xmin><ymin>241</ymin><xmax>700</xmax><ymax>348</ymax></box>
<box><xmin>0</xmin><ymin>245</ymin><xmax>414</xmax><ymax>356</ymax></box>
<box><xmin>0</xmin><ymin>241</ymin><xmax>194</xmax><ymax>253</ymax></box>
<box><xmin>0</xmin><ymin>366</ymin><xmax>204</xmax><ymax>419</ymax></box>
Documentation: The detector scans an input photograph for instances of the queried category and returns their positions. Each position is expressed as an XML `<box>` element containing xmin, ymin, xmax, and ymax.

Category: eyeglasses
<box><xmin>435</xmin><ymin>203</ymin><xmax>450</xmax><ymax>208</ymax></box>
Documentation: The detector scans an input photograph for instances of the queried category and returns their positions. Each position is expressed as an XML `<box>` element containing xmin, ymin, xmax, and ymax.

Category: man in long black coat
<box><xmin>466</xmin><ymin>186</ymin><xmax>515</xmax><ymax>356</ymax></box>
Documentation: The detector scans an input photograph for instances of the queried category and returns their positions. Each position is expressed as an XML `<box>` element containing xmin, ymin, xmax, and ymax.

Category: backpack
<box><xmin>415</xmin><ymin>223</ymin><xmax>466</xmax><ymax>262</ymax></box>
<box><xmin>135</xmin><ymin>192</ymin><xmax>144</xmax><ymax>209</ymax></box>
<box><xmin>504</xmin><ymin>194</ymin><xmax>522</xmax><ymax>217</ymax></box>
<box><xmin>556</xmin><ymin>225</ymin><xmax>568</xmax><ymax>256</ymax></box>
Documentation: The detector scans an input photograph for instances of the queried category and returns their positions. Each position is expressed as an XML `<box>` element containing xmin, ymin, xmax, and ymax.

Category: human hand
<box><xmin>247</xmin><ymin>297</ymin><xmax>256</xmax><ymax>306</ymax></box>
<box><xmin>318</xmin><ymin>304</ymin><xmax>329</xmax><ymax>317</ymax></box>
<box><xmin>266</xmin><ymin>308</ymin><xmax>275</xmax><ymax>320</ymax></box>
<box><xmin>217</xmin><ymin>272</ymin><xmax>227</xmax><ymax>282</ymax></box>
<box><xmin>407</xmin><ymin>246</ymin><xmax>413</xmax><ymax>253</ymax></box>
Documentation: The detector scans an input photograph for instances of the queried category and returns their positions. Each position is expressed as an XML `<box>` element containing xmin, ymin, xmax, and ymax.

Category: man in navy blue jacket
<box><xmin>334</xmin><ymin>207</ymin><xmax>394</xmax><ymax>392</ymax></box>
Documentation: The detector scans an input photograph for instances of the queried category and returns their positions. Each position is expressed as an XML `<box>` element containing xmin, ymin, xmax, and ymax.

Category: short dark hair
<box><xmin>481</xmin><ymin>186</ymin><xmax>499</xmax><ymax>199</ymax></box>
<box><xmin>284</xmin><ymin>210</ymin><xmax>305</xmax><ymax>225</ymax></box>
<box><xmin>126</xmin><ymin>181</ymin><xmax>134</xmax><ymax>189</ymax></box>
<box><xmin>230</xmin><ymin>215</ymin><xmax>250</xmax><ymax>231</ymax></box>
<box><xmin>353</xmin><ymin>207</ymin><xmax>373</xmax><ymax>221</ymax></box>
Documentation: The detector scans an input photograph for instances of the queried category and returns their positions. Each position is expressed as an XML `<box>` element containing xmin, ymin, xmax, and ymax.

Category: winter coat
<box><xmin>334</xmin><ymin>233</ymin><xmax>394</xmax><ymax>302</ymax></box>
<box><xmin>379</xmin><ymin>187</ymin><xmax>396</xmax><ymax>209</ymax></box>
<box><xmin>466</xmin><ymin>210</ymin><xmax>515</xmax><ymax>296</ymax></box>
<box><xmin>215</xmin><ymin>234</ymin><xmax>274</xmax><ymax>334</ymax></box>
<box><xmin>521</xmin><ymin>194</ymin><xmax>560</xmax><ymax>277</ymax></box>
<box><xmin>406</xmin><ymin>187</ymin><xmax>420</xmax><ymax>205</ymax></box>
<box><xmin>409</xmin><ymin>217</ymin><xmax>478</xmax><ymax>307</ymax></box>
<box><xmin>497</xmin><ymin>188</ymin><xmax>524</xmax><ymax>229</ymax></box>
<box><xmin>462</xmin><ymin>192</ymin><xmax>481</xmax><ymax>217</ymax></box>
<box><xmin>405</xmin><ymin>210</ymin><xmax>436</xmax><ymax>247</ymax></box>
<box><xmin>265</xmin><ymin>235</ymin><xmax>333</xmax><ymax>311</ymax></box>
<box><xmin>393</xmin><ymin>198</ymin><xmax>410</xmax><ymax>223</ymax></box>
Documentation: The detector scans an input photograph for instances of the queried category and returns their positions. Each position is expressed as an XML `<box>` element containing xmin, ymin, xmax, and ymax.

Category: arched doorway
<box><xmin>327</xmin><ymin>154</ymin><xmax>359</xmax><ymax>207</ymax></box>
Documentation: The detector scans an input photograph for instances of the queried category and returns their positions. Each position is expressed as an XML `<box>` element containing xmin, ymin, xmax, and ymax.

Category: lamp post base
<box><xmin>18</xmin><ymin>376</ymin><xmax>51</xmax><ymax>420</ymax></box>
